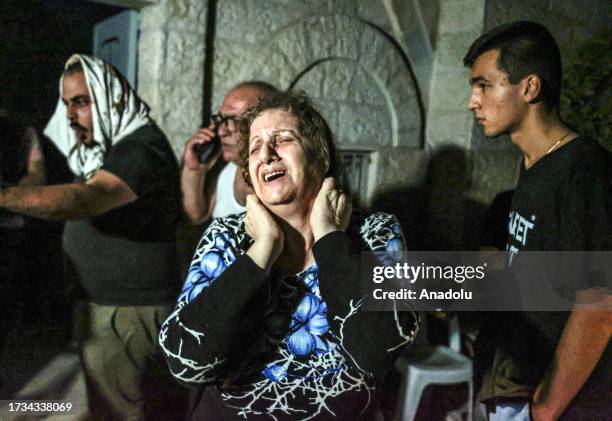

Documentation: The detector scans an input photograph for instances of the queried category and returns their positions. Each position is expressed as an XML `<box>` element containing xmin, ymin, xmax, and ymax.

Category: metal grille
<box><xmin>339</xmin><ymin>150</ymin><xmax>372</xmax><ymax>206</ymax></box>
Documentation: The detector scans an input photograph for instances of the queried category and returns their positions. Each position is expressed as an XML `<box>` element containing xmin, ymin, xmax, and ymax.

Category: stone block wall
<box><xmin>426</xmin><ymin>0</ymin><xmax>485</xmax><ymax>151</ymax></box>
<box><xmin>134</xmin><ymin>0</ymin><xmax>607</xmax><ymax>249</ymax></box>
<box><xmin>138</xmin><ymin>0</ymin><xmax>208</xmax><ymax>158</ymax></box>
<box><xmin>486</xmin><ymin>0</ymin><xmax>610</xmax><ymax>54</ymax></box>
<box><xmin>212</xmin><ymin>2</ymin><xmax>425</xmax><ymax>149</ymax></box>
<box><xmin>138</xmin><ymin>0</ymin><xmax>430</xmax><ymax>204</ymax></box>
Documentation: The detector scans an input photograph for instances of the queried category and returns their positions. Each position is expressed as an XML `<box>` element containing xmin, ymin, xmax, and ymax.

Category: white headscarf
<box><xmin>44</xmin><ymin>54</ymin><xmax>150</xmax><ymax>179</ymax></box>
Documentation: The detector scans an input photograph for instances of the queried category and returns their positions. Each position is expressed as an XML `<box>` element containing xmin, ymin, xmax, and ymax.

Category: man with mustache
<box><xmin>0</xmin><ymin>55</ymin><xmax>181</xmax><ymax>420</ymax></box>
<box><xmin>181</xmin><ymin>81</ymin><xmax>278</xmax><ymax>224</ymax></box>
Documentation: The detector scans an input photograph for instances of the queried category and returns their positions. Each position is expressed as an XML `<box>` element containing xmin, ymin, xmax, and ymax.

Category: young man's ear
<box><xmin>522</xmin><ymin>74</ymin><xmax>542</xmax><ymax>103</ymax></box>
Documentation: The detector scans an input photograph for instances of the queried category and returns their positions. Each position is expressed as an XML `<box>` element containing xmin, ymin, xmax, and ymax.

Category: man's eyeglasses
<box><xmin>211</xmin><ymin>113</ymin><xmax>237</xmax><ymax>127</ymax></box>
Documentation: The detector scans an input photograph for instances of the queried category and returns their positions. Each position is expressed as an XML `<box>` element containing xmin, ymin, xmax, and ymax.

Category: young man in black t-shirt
<box><xmin>0</xmin><ymin>55</ymin><xmax>182</xmax><ymax>419</ymax></box>
<box><xmin>464</xmin><ymin>22</ymin><xmax>611</xmax><ymax>421</ymax></box>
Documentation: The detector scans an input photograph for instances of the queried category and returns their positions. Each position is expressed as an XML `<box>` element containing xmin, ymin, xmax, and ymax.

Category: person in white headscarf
<box><xmin>0</xmin><ymin>54</ymin><xmax>183</xmax><ymax>419</ymax></box>
<box><xmin>45</xmin><ymin>54</ymin><xmax>151</xmax><ymax>179</ymax></box>
<box><xmin>0</xmin><ymin>54</ymin><xmax>151</xmax><ymax>218</ymax></box>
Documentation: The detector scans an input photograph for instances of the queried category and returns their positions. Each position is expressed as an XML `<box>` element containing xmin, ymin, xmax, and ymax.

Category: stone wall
<box><xmin>135</xmin><ymin>0</ymin><xmax>608</xmax><ymax>249</ymax></box>
<box><xmin>212</xmin><ymin>0</ymin><xmax>427</xmax><ymax>202</ymax></box>
<box><xmin>138</xmin><ymin>0</ymin><xmax>208</xmax><ymax>158</ymax></box>
<box><xmin>486</xmin><ymin>0</ymin><xmax>610</xmax><ymax>52</ymax></box>
<box><xmin>137</xmin><ymin>0</ymin><xmax>430</xmax><ymax>204</ymax></box>
<box><xmin>426</xmin><ymin>0</ymin><xmax>485</xmax><ymax>151</ymax></box>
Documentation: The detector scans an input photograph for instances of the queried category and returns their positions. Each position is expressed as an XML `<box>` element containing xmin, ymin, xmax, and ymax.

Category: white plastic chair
<box><xmin>394</xmin><ymin>316</ymin><xmax>473</xmax><ymax>421</ymax></box>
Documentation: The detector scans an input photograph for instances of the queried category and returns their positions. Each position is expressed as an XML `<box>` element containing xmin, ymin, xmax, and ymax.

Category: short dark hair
<box><xmin>239</xmin><ymin>91</ymin><xmax>340</xmax><ymax>185</ymax></box>
<box><xmin>464</xmin><ymin>21</ymin><xmax>562</xmax><ymax>108</ymax></box>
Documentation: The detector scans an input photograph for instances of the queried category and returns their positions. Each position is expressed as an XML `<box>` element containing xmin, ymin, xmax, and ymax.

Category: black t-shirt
<box><xmin>482</xmin><ymin>137</ymin><xmax>612</xmax><ymax>416</ymax></box>
<box><xmin>63</xmin><ymin>124</ymin><xmax>181</xmax><ymax>306</ymax></box>
<box><xmin>480</xmin><ymin>189</ymin><xmax>514</xmax><ymax>250</ymax></box>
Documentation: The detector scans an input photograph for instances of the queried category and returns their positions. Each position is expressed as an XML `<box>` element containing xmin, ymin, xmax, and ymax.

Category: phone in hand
<box><xmin>193</xmin><ymin>136</ymin><xmax>221</xmax><ymax>164</ymax></box>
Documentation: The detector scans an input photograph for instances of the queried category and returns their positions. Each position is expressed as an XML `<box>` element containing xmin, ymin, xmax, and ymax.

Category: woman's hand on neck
<box><xmin>247</xmin><ymin>177</ymin><xmax>353</xmax><ymax>275</ymax></box>
<box><xmin>246</xmin><ymin>194</ymin><xmax>316</xmax><ymax>275</ymax></box>
<box><xmin>244</xmin><ymin>194</ymin><xmax>284</xmax><ymax>275</ymax></box>
<box><xmin>310</xmin><ymin>177</ymin><xmax>352</xmax><ymax>242</ymax></box>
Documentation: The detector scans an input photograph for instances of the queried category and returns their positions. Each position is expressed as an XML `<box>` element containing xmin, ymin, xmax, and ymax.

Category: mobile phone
<box><xmin>193</xmin><ymin>136</ymin><xmax>220</xmax><ymax>164</ymax></box>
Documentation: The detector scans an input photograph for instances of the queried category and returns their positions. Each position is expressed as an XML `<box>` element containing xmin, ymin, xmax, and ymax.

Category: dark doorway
<box><xmin>0</xmin><ymin>0</ymin><xmax>125</xmax><ymax>129</ymax></box>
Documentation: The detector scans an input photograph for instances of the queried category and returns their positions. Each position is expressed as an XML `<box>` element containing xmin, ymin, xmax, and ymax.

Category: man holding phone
<box><xmin>181</xmin><ymin>81</ymin><xmax>278</xmax><ymax>224</ymax></box>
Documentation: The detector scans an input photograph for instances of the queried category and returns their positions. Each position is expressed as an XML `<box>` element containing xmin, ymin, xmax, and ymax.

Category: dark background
<box><xmin>0</xmin><ymin>0</ymin><xmax>124</xmax><ymax>129</ymax></box>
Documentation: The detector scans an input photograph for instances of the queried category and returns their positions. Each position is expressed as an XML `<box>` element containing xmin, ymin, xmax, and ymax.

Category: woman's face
<box><xmin>248</xmin><ymin>109</ymin><xmax>318</xmax><ymax>208</ymax></box>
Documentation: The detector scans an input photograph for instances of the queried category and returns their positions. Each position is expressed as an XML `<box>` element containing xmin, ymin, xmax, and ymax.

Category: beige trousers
<box><xmin>74</xmin><ymin>301</ymin><xmax>172</xmax><ymax>421</ymax></box>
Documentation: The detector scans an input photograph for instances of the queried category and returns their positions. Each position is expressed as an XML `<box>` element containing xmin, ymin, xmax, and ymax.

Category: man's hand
<box><xmin>310</xmin><ymin>177</ymin><xmax>352</xmax><ymax>242</ymax></box>
<box><xmin>181</xmin><ymin>124</ymin><xmax>225</xmax><ymax>224</ymax></box>
<box><xmin>183</xmin><ymin>124</ymin><xmax>222</xmax><ymax>171</ymax></box>
<box><xmin>531</xmin><ymin>289</ymin><xmax>612</xmax><ymax>420</ymax></box>
<box><xmin>245</xmin><ymin>194</ymin><xmax>284</xmax><ymax>273</ymax></box>
<box><xmin>530</xmin><ymin>402</ymin><xmax>555</xmax><ymax>421</ymax></box>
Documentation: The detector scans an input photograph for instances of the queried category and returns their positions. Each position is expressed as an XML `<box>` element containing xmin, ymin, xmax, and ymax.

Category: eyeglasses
<box><xmin>211</xmin><ymin>113</ymin><xmax>237</xmax><ymax>128</ymax></box>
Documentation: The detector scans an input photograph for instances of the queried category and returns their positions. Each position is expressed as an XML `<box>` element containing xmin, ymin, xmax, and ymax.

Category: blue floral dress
<box><xmin>159</xmin><ymin>211</ymin><xmax>418</xmax><ymax>420</ymax></box>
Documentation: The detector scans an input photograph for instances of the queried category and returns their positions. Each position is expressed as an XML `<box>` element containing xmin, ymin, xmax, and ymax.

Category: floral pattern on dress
<box><xmin>161</xmin><ymin>212</ymin><xmax>415</xmax><ymax>420</ymax></box>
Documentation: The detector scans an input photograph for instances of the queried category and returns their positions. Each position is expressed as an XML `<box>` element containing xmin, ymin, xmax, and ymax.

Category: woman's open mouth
<box><xmin>262</xmin><ymin>169</ymin><xmax>286</xmax><ymax>183</ymax></box>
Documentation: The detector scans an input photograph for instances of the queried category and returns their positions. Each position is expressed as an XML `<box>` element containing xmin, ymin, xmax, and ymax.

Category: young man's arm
<box><xmin>0</xmin><ymin>169</ymin><xmax>136</xmax><ymax>220</ymax></box>
<box><xmin>532</xmin><ymin>288</ymin><xmax>612</xmax><ymax>421</ymax></box>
